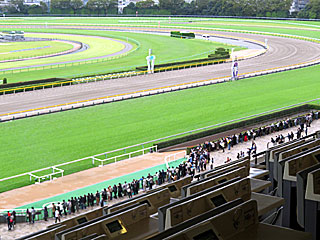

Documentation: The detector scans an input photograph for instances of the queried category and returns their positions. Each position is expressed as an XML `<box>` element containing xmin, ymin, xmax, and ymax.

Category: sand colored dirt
<box><xmin>0</xmin><ymin>151</ymin><xmax>183</xmax><ymax>209</ymax></box>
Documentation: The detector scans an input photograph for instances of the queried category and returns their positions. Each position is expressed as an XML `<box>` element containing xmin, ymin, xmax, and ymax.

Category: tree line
<box><xmin>296</xmin><ymin>0</ymin><xmax>320</xmax><ymax>19</ymax></box>
<box><xmin>0</xmin><ymin>0</ymin><xmax>319</xmax><ymax>19</ymax></box>
<box><xmin>125</xmin><ymin>0</ymin><xmax>292</xmax><ymax>17</ymax></box>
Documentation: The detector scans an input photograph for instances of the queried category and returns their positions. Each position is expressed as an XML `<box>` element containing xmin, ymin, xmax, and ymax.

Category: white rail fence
<box><xmin>0</xmin><ymin>145</ymin><xmax>157</xmax><ymax>187</ymax></box>
<box><xmin>164</xmin><ymin>151</ymin><xmax>186</xmax><ymax>168</ymax></box>
<box><xmin>92</xmin><ymin>145</ymin><xmax>157</xmax><ymax>166</ymax></box>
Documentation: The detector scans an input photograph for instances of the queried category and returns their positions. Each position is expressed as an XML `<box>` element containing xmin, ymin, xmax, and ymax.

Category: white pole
<box><xmin>265</xmin><ymin>39</ymin><xmax>268</xmax><ymax>48</ymax></box>
<box><xmin>231</xmin><ymin>48</ymin><xmax>235</xmax><ymax>81</ymax></box>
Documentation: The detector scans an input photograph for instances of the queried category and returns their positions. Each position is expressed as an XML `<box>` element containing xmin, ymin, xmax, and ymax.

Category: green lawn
<box><xmin>0</xmin><ymin>33</ymin><xmax>125</xmax><ymax>69</ymax></box>
<box><xmin>0</xmin><ymin>40</ymin><xmax>73</xmax><ymax>60</ymax></box>
<box><xmin>1</xmin><ymin>64</ymin><xmax>319</xmax><ymax>182</ymax></box>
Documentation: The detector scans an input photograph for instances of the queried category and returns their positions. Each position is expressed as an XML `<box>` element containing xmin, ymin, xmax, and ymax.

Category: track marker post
<box><xmin>265</xmin><ymin>39</ymin><xmax>268</xmax><ymax>48</ymax></box>
<box><xmin>146</xmin><ymin>49</ymin><xmax>156</xmax><ymax>74</ymax></box>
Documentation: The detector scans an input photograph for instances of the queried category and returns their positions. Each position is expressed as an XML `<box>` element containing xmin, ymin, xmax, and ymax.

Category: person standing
<box><xmin>127</xmin><ymin>184</ymin><xmax>132</xmax><ymax>198</ymax></box>
<box><xmin>62</xmin><ymin>200</ymin><xmax>67</xmax><ymax>216</ymax></box>
<box><xmin>52</xmin><ymin>203</ymin><xmax>56</xmax><ymax>218</ymax></box>
<box><xmin>31</xmin><ymin>207</ymin><xmax>36</xmax><ymax>224</ymax></box>
<box><xmin>305</xmin><ymin>125</ymin><xmax>308</xmax><ymax>136</ymax></box>
<box><xmin>96</xmin><ymin>191</ymin><xmax>100</xmax><ymax>206</ymax></box>
<box><xmin>118</xmin><ymin>183</ymin><xmax>123</xmax><ymax>198</ymax></box>
<box><xmin>6</xmin><ymin>211</ymin><xmax>12</xmax><ymax>230</ymax></box>
<box><xmin>44</xmin><ymin>206</ymin><xmax>48</xmax><ymax>221</ymax></box>
<box><xmin>26</xmin><ymin>208</ymin><xmax>32</xmax><ymax>224</ymax></box>
<box><xmin>113</xmin><ymin>185</ymin><xmax>118</xmax><ymax>199</ymax></box>
<box><xmin>56</xmin><ymin>203</ymin><xmax>61</xmax><ymax>219</ymax></box>
<box><xmin>75</xmin><ymin>198</ymin><xmax>80</xmax><ymax>213</ymax></box>
<box><xmin>55</xmin><ymin>208</ymin><xmax>60</xmax><ymax>223</ymax></box>
<box><xmin>12</xmin><ymin>210</ymin><xmax>16</xmax><ymax>226</ymax></box>
<box><xmin>90</xmin><ymin>193</ymin><xmax>95</xmax><ymax>207</ymax></box>
<box><xmin>71</xmin><ymin>197</ymin><xmax>75</xmax><ymax>213</ymax></box>
<box><xmin>67</xmin><ymin>200</ymin><xmax>72</xmax><ymax>215</ymax></box>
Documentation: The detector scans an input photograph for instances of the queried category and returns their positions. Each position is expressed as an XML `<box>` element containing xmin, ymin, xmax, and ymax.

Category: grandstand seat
<box><xmin>162</xmin><ymin>178</ymin><xmax>284</xmax><ymax>230</ymax></box>
<box><xmin>147</xmin><ymin>199</ymin><xmax>244</xmax><ymax>240</ymax></box>
<box><xmin>60</xmin><ymin>203</ymin><xmax>157</xmax><ymax>240</ymax></box>
<box><xmin>279</xmin><ymin>147</ymin><xmax>320</xmax><ymax>229</ymax></box>
<box><xmin>159</xmin><ymin>200</ymin><xmax>312</xmax><ymax>240</ymax></box>
<box><xmin>303</xmin><ymin>167</ymin><xmax>320</xmax><ymax>240</ymax></box>
<box><xmin>297</xmin><ymin>163</ymin><xmax>320</xmax><ymax>238</ymax></box>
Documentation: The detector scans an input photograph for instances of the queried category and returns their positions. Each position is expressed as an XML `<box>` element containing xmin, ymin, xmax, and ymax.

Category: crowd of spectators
<box><xmin>21</xmin><ymin>161</ymin><xmax>197</xmax><ymax>225</ymax></box>
<box><xmin>5</xmin><ymin>111</ymin><xmax>319</xmax><ymax>229</ymax></box>
<box><xmin>196</xmin><ymin>112</ymin><xmax>318</xmax><ymax>158</ymax></box>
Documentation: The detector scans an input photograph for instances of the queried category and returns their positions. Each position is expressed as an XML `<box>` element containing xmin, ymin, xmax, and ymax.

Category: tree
<box><xmin>86</xmin><ymin>0</ymin><xmax>100</xmax><ymax>14</ymax></box>
<box><xmin>10</xmin><ymin>0</ymin><xmax>29</xmax><ymax>14</ymax></box>
<box><xmin>123</xmin><ymin>2</ymin><xmax>136</xmax><ymax>14</ymax></box>
<box><xmin>51</xmin><ymin>0</ymin><xmax>71</xmax><ymax>11</ymax></box>
<box><xmin>109</xmin><ymin>0</ymin><xmax>118</xmax><ymax>13</ymax></box>
<box><xmin>28</xmin><ymin>4</ymin><xmax>43</xmax><ymax>14</ymax></box>
<box><xmin>70</xmin><ymin>0</ymin><xmax>83</xmax><ymax>14</ymax></box>
<box><xmin>40</xmin><ymin>1</ymin><xmax>49</xmax><ymax>13</ymax></box>
<box><xmin>298</xmin><ymin>0</ymin><xmax>320</xmax><ymax>19</ymax></box>
<box><xmin>159</xmin><ymin>0</ymin><xmax>184</xmax><ymax>14</ymax></box>
<box><xmin>136</xmin><ymin>0</ymin><xmax>155</xmax><ymax>9</ymax></box>
<box><xmin>97</xmin><ymin>0</ymin><xmax>111</xmax><ymax>15</ymax></box>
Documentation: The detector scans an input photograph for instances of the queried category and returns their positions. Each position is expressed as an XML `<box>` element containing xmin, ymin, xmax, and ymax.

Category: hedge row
<box><xmin>170</xmin><ymin>31</ymin><xmax>195</xmax><ymax>39</ymax></box>
<box><xmin>155</xmin><ymin>104</ymin><xmax>319</xmax><ymax>150</ymax></box>
<box><xmin>208</xmin><ymin>47</ymin><xmax>230</xmax><ymax>59</ymax></box>
<box><xmin>0</xmin><ymin>78</ymin><xmax>69</xmax><ymax>89</ymax></box>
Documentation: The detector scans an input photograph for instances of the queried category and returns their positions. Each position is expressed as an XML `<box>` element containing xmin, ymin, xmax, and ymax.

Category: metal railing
<box><xmin>92</xmin><ymin>145</ymin><xmax>157</xmax><ymax>166</ymax></box>
<box><xmin>164</xmin><ymin>151</ymin><xmax>186</xmax><ymax>168</ymax></box>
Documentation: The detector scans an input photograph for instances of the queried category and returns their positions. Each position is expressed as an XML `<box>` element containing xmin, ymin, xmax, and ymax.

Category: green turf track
<box><xmin>1</xmin><ymin>64</ymin><xmax>320</xmax><ymax>185</ymax></box>
<box><xmin>1</xmin><ymin>17</ymin><xmax>320</xmax><ymax>82</ymax></box>
<box><xmin>0</xmin><ymin>33</ymin><xmax>125</xmax><ymax>69</ymax></box>
<box><xmin>1</xmin><ymin>17</ymin><xmax>320</xmax><ymax>195</ymax></box>
<box><xmin>1</xmin><ymin>17</ymin><xmax>320</xmax><ymax>38</ymax></box>
<box><xmin>0</xmin><ymin>40</ymin><xmax>73</xmax><ymax>61</ymax></box>
<box><xmin>17</xmin><ymin>157</ymin><xmax>186</xmax><ymax>209</ymax></box>
<box><xmin>0</xmin><ymin>29</ymin><xmax>239</xmax><ymax>83</ymax></box>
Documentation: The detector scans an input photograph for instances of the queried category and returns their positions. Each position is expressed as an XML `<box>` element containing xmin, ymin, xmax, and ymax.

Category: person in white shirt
<box><xmin>55</xmin><ymin>209</ymin><xmax>60</xmax><ymax>223</ymax></box>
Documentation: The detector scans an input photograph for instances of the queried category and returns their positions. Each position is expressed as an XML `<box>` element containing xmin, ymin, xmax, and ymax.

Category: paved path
<box><xmin>0</xmin><ymin>29</ymin><xmax>319</xmax><ymax>115</ymax></box>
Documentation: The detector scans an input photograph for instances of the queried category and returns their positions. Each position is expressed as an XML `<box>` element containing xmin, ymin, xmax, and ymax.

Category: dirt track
<box><xmin>0</xmin><ymin>28</ymin><xmax>319</xmax><ymax>115</ymax></box>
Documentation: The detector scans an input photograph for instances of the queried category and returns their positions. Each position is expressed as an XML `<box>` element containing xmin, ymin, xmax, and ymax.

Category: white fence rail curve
<box><xmin>164</xmin><ymin>151</ymin><xmax>186</xmax><ymax>168</ymax></box>
<box><xmin>0</xmin><ymin>145</ymin><xmax>157</xmax><ymax>185</ymax></box>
